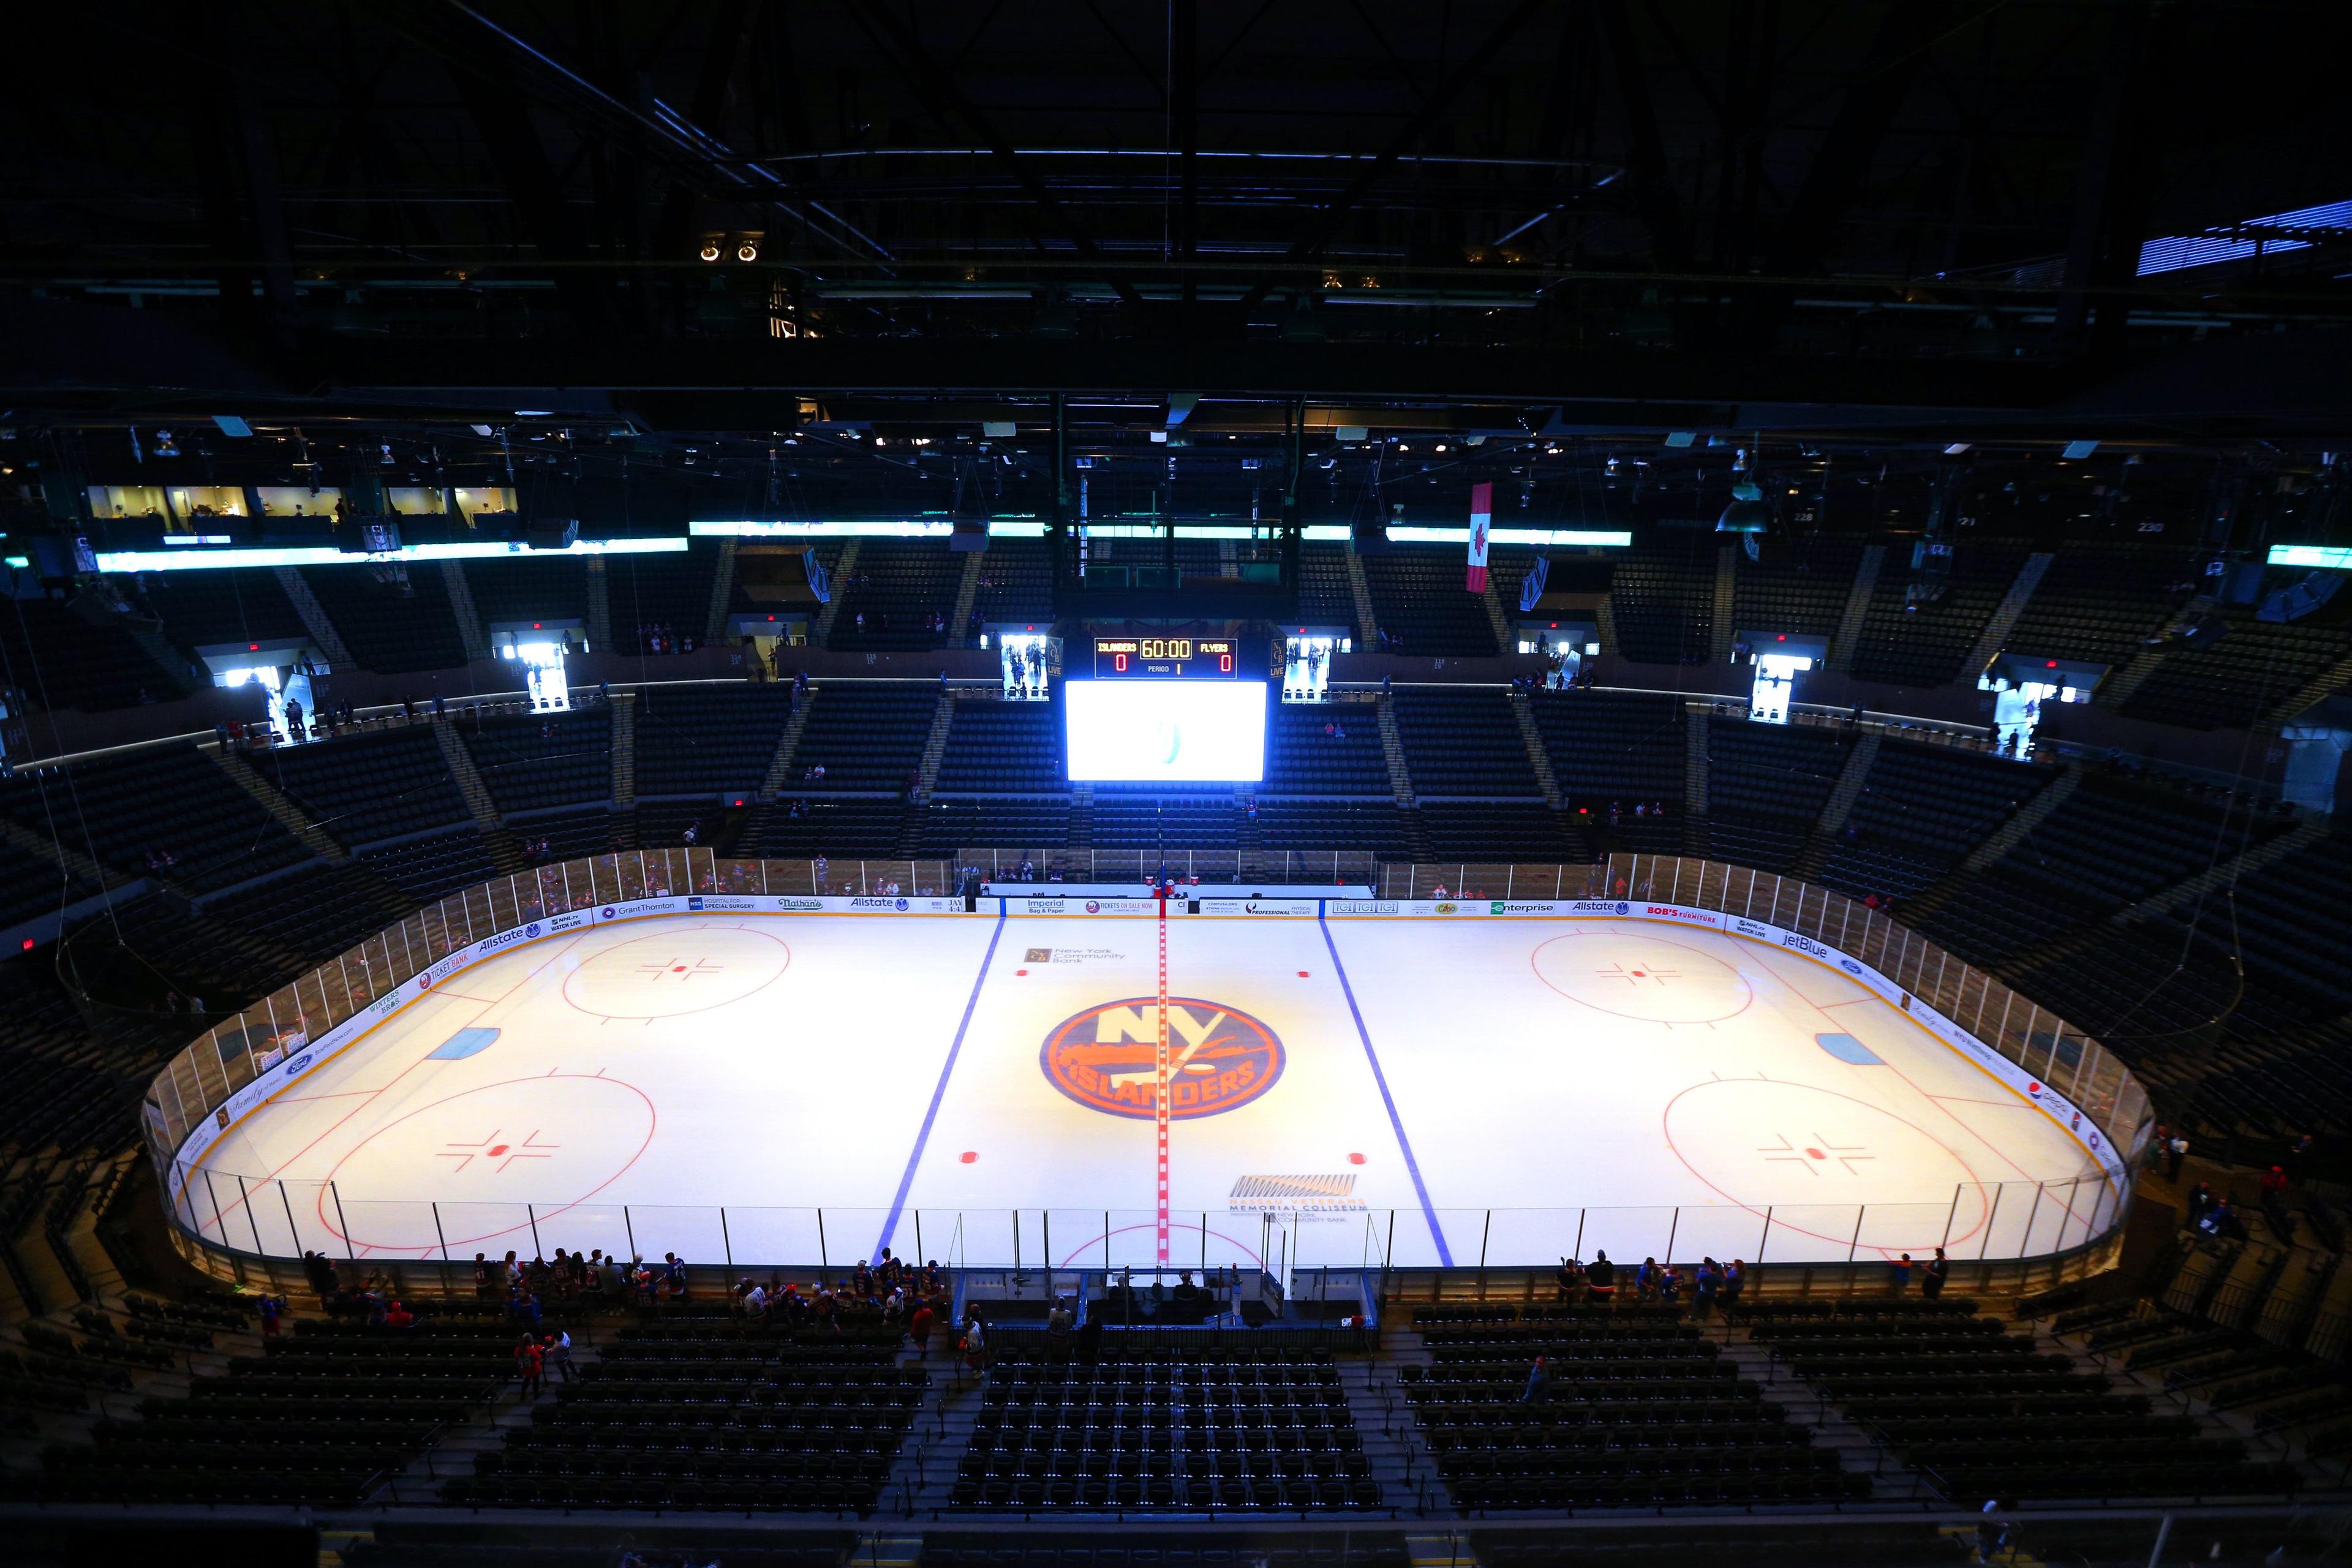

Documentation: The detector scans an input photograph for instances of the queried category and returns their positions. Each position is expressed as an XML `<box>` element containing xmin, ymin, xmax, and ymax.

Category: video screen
<box><xmin>1064</xmin><ymin>679</ymin><xmax>1267</xmax><ymax>783</ymax></box>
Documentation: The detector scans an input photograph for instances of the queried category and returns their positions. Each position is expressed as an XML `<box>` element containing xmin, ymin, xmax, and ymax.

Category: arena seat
<box><xmin>0</xmin><ymin>742</ymin><xmax>313</xmax><ymax>893</ymax></box>
<box><xmin>1738</xmin><ymin>1298</ymin><xmax>2297</xmax><ymax>1500</ymax></box>
<box><xmin>140</xmin><ymin>567</ymin><xmax>310</xmax><ymax>654</ymax></box>
<box><xmin>0</xmin><ymin>596</ymin><xmax>189</xmax><ymax>711</ymax></box>
<box><xmin>2122</xmin><ymin>603</ymin><xmax>2352</xmax><ymax>730</ymax></box>
<box><xmin>1847</xmin><ymin>545</ymin><xmax>2025</xmax><ymax>689</ymax></box>
<box><xmin>953</xmin><ymin>1340</ymin><xmax>1378</xmax><ymax>1512</ymax></box>
<box><xmin>633</xmin><ymin>687</ymin><xmax>794</xmax><ymax>799</ymax></box>
<box><xmin>1360</xmin><ymin>546</ymin><xmax>1501</xmax><ymax>655</ymax></box>
<box><xmin>359</xmin><ymin>827</ymin><xmax>503</xmax><ymax>902</ymax></box>
<box><xmin>461</xmin><ymin>709</ymin><xmax>614</xmax><ymax>814</ymax></box>
<box><xmin>826</xmin><ymin>540</ymin><xmax>964</xmax><ymax>650</ymax></box>
<box><xmin>298</xmin><ymin>564</ymin><xmax>469</xmax><ymax>673</ymax></box>
<box><xmin>2002</xmin><ymin>543</ymin><xmax>2192</xmax><ymax>667</ymax></box>
<box><xmin>1698</xmin><ymin>719</ymin><xmax>1848</xmax><ymax>873</ymax></box>
<box><xmin>257</xmin><ymin>726</ymin><xmax>472</xmax><ymax>847</ymax></box>
<box><xmin>1389</xmin><ymin>690</ymin><xmax>1541</xmax><ymax>798</ymax></box>
<box><xmin>1730</xmin><ymin>538</ymin><xmax>1864</xmax><ymax>640</ymax></box>
<box><xmin>1820</xmin><ymin>741</ymin><xmax>2045</xmax><ymax>900</ymax></box>
<box><xmin>1602</xmin><ymin>539</ymin><xmax>1719</xmax><ymax>666</ymax></box>
<box><xmin>42</xmin><ymin>1298</ymin><xmax>507</xmax><ymax>1508</ymax></box>
<box><xmin>786</xmin><ymin>683</ymin><xmax>938</xmax><ymax>793</ymax></box>
<box><xmin>1404</xmin><ymin>1303</ymin><xmax>1845</xmax><ymax>1512</ymax></box>
<box><xmin>608</xmin><ymin>542</ymin><xmax>723</xmax><ymax>657</ymax></box>
<box><xmin>461</xmin><ymin>555</ymin><xmax>588</xmax><ymax>627</ymax></box>
<box><xmin>937</xmin><ymin>699</ymin><xmax>1065</xmax><ymax>793</ymax></box>
<box><xmin>1264</xmin><ymin>703</ymin><xmax>1389</xmax><ymax>797</ymax></box>
<box><xmin>456</xmin><ymin>1310</ymin><xmax>922</xmax><ymax>1515</ymax></box>
<box><xmin>968</xmin><ymin>538</ymin><xmax>1057</xmax><ymax>624</ymax></box>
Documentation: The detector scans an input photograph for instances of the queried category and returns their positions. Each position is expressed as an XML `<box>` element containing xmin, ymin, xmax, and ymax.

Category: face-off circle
<box><xmin>1532</xmin><ymin>932</ymin><xmax>1751</xmax><ymax>1023</ymax></box>
<box><xmin>1664</xmin><ymin>1077</ymin><xmax>1989</xmax><ymax>1254</ymax></box>
<box><xmin>319</xmin><ymin>1074</ymin><xmax>655</xmax><ymax>1252</ymax></box>
<box><xmin>564</xmin><ymin>925</ymin><xmax>790</xmax><ymax>1019</ymax></box>
<box><xmin>1040</xmin><ymin>997</ymin><xmax>1284</xmax><ymax>1120</ymax></box>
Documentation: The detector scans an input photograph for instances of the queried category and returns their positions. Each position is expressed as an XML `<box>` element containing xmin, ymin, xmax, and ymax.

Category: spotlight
<box><xmin>153</xmin><ymin>429</ymin><xmax>179</xmax><ymax>458</ymax></box>
<box><xmin>698</xmin><ymin>238</ymin><xmax>723</xmax><ymax>262</ymax></box>
<box><xmin>736</xmin><ymin>238</ymin><xmax>760</xmax><ymax>262</ymax></box>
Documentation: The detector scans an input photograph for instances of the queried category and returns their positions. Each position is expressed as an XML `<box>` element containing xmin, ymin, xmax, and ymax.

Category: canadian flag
<box><xmin>1466</xmin><ymin>481</ymin><xmax>1492</xmax><ymax>593</ymax></box>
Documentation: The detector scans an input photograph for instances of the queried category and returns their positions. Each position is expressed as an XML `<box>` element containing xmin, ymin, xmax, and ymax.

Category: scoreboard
<box><xmin>1091</xmin><ymin>636</ymin><xmax>1238</xmax><ymax>679</ymax></box>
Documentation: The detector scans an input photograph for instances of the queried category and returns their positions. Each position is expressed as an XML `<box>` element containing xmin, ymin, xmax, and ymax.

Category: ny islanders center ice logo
<box><xmin>1041</xmin><ymin>998</ymin><xmax>1284</xmax><ymax>1120</ymax></box>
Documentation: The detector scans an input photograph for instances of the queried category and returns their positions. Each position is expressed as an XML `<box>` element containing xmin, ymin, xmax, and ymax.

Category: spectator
<box><xmin>663</xmin><ymin>1251</ymin><xmax>688</xmax><ymax>1300</ymax></box>
<box><xmin>961</xmin><ymin>1314</ymin><xmax>988</xmax><ymax>1374</ymax></box>
<box><xmin>2166</xmin><ymin>1132</ymin><xmax>2189</xmax><ymax>1181</ymax></box>
<box><xmin>1520</xmin><ymin>1354</ymin><xmax>1550</xmax><ymax>1403</ymax></box>
<box><xmin>1891</xmin><ymin>1253</ymin><xmax>1912</xmax><ymax>1294</ymax></box>
<box><xmin>2288</xmin><ymin>1133</ymin><xmax>2315</xmax><ymax>1184</ymax></box>
<box><xmin>910</xmin><ymin>1296</ymin><xmax>937</xmax><ymax>1355</ymax></box>
<box><xmin>258</xmin><ymin>1292</ymin><xmax>282</xmax><ymax>1338</ymax></box>
<box><xmin>1722</xmin><ymin>1257</ymin><xmax>1746</xmax><ymax>1314</ymax></box>
<box><xmin>1586</xmin><ymin>1250</ymin><xmax>1615</xmax><ymax>1297</ymax></box>
<box><xmin>2185</xmin><ymin>1181</ymin><xmax>2214</xmax><ymax>1232</ymax></box>
<box><xmin>1921</xmin><ymin>1248</ymin><xmax>1948</xmax><ymax>1301</ymax></box>
<box><xmin>1046</xmin><ymin>1298</ymin><xmax>1074</xmax><ymax>1353</ymax></box>
<box><xmin>513</xmin><ymin>1333</ymin><xmax>544</xmax><ymax>1397</ymax></box>
<box><xmin>545</xmin><ymin>1329</ymin><xmax>573</xmax><ymax>1383</ymax></box>
<box><xmin>383</xmin><ymin>1298</ymin><xmax>415</xmax><ymax>1331</ymax></box>
<box><xmin>1693</xmin><ymin>1258</ymin><xmax>1719</xmax><ymax>1319</ymax></box>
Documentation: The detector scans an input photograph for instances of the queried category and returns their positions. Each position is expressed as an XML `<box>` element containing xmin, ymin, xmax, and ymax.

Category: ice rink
<box><xmin>177</xmin><ymin>910</ymin><xmax>2116</xmax><ymax>1272</ymax></box>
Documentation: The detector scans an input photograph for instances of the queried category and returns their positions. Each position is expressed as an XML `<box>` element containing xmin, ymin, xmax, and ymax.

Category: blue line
<box><xmin>1319</xmin><ymin>914</ymin><xmax>1453</xmax><ymax>1266</ymax></box>
<box><xmin>875</xmin><ymin>912</ymin><xmax>1005</xmax><ymax>1263</ymax></box>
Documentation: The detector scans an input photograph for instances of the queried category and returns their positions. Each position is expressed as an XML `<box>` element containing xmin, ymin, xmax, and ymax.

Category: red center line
<box><xmin>1155</xmin><ymin>891</ymin><xmax>1171</xmax><ymax>1267</ymax></box>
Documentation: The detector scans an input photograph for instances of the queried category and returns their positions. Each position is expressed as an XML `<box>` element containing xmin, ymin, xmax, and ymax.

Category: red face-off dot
<box><xmin>1016</xmin><ymin>970</ymin><xmax>1029</xmax><ymax>977</ymax></box>
<box><xmin>1297</xmin><ymin>970</ymin><xmax>1311</xmax><ymax>978</ymax></box>
<box><xmin>959</xmin><ymin>1151</ymin><xmax>978</xmax><ymax>1164</ymax></box>
<box><xmin>488</xmin><ymin>1145</ymin><xmax>510</xmax><ymax>1157</ymax></box>
<box><xmin>1348</xmin><ymin>1153</ymin><xmax>1366</xmax><ymax>1166</ymax></box>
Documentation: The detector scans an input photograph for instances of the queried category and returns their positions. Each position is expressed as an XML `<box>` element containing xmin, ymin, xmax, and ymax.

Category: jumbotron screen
<box><xmin>1063</xmin><ymin>679</ymin><xmax>1267</xmax><ymax>783</ymax></box>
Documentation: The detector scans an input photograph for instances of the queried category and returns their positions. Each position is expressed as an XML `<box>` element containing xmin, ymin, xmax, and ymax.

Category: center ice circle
<box><xmin>563</xmin><ymin>924</ymin><xmax>790</xmax><ymax>1019</ymax></box>
<box><xmin>1531</xmin><ymin>931</ymin><xmax>1751</xmax><ymax>1023</ymax></box>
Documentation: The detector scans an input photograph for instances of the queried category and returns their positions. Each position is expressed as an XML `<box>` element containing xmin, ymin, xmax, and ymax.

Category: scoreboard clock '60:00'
<box><xmin>1091</xmin><ymin>636</ymin><xmax>1239</xmax><ymax>679</ymax></box>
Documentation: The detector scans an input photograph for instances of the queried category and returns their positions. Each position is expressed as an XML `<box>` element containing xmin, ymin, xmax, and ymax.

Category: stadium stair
<box><xmin>895</xmin><ymin>690</ymin><xmax>960</xmax><ymax>856</ymax></box>
<box><xmin>1681</xmin><ymin>701</ymin><xmax>1713</xmax><ymax>853</ymax></box>
<box><xmin>206</xmin><ymin>745</ymin><xmax>349</xmax><ymax>865</ymax></box>
<box><xmin>701</xmin><ymin>535</ymin><xmax>739</xmax><ymax>646</ymax></box>
<box><xmin>1825</xmin><ymin>545</ymin><xmax>1885</xmax><ymax>674</ymax></box>
<box><xmin>608</xmin><ymin>692</ymin><xmax>637</xmax><ymax>809</ymax></box>
<box><xmin>430</xmin><ymin>720</ymin><xmax>523</xmax><ymax>874</ymax></box>
<box><xmin>1796</xmin><ymin>731</ymin><xmax>1883</xmax><ymax>880</ymax></box>
<box><xmin>2114</xmin><ymin>811</ymin><xmax>2326</xmax><ymax>924</ymax></box>
<box><xmin>273</xmin><ymin>565</ymin><xmax>356</xmax><ymax>668</ymax></box>
<box><xmin>0</xmin><ymin>812</ymin><xmax>127</xmax><ymax>892</ymax></box>
<box><xmin>813</xmin><ymin>541</ymin><xmax>862</xmax><ymax>646</ymax></box>
<box><xmin>1958</xmin><ymin>552</ymin><xmax>2057</xmax><ymax>679</ymax></box>
<box><xmin>1591</xmin><ymin>594</ymin><xmax>1618</xmax><ymax>657</ymax></box>
<box><xmin>1902</xmin><ymin>761</ymin><xmax>2081</xmax><ymax>921</ymax></box>
<box><xmin>2095</xmin><ymin>645</ymin><xmax>2168</xmax><ymax>710</ymax></box>
<box><xmin>1505</xmin><ymin>690</ymin><xmax>1564</xmax><ymax>809</ymax></box>
<box><xmin>1375</xmin><ymin>695</ymin><xmax>1433</xmax><ymax>862</ymax></box>
<box><xmin>1710</xmin><ymin>545</ymin><xmax>1738</xmax><ymax>661</ymax></box>
<box><xmin>2260</xmin><ymin>644</ymin><xmax>2352</xmax><ymax>731</ymax></box>
<box><xmin>1714</xmin><ymin>1327</ymin><xmax>1938</xmax><ymax>1504</ymax></box>
<box><xmin>576</xmin><ymin>561</ymin><xmax>612</xmax><ymax>660</ymax></box>
<box><xmin>1346</xmin><ymin>551</ymin><xmax>1381</xmax><ymax>647</ymax></box>
<box><xmin>435</xmin><ymin>561</ymin><xmax>490</xmax><ymax>661</ymax></box>
<box><xmin>949</xmin><ymin>550</ymin><xmax>985</xmax><ymax>643</ymax></box>
<box><xmin>759</xmin><ymin>688</ymin><xmax>815</xmax><ymax>801</ymax></box>
<box><xmin>1479</xmin><ymin>573</ymin><xmax>1512</xmax><ymax>655</ymax></box>
<box><xmin>1234</xmin><ymin>781</ymin><xmax>1264</xmax><ymax>876</ymax></box>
